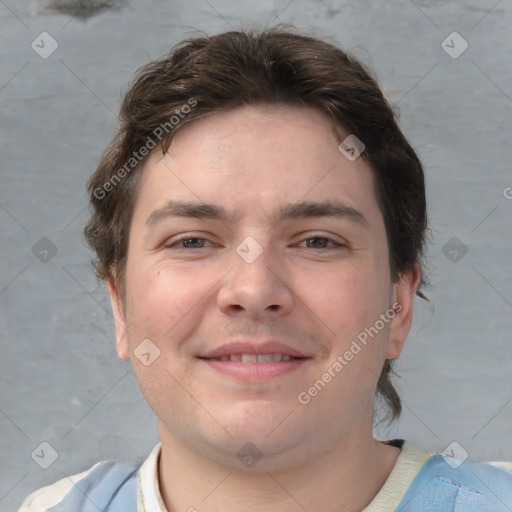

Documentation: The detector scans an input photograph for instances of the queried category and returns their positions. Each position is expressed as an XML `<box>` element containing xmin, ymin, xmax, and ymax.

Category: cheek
<box><xmin>300</xmin><ymin>261</ymin><xmax>384</xmax><ymax>325</ymax></box>
<box><xmin>300</xmin><ymin>260</ymin><xmax>392</xmax><ymax>383</ymax></box>
<box><xmin>126</xmin><ymin>259</ymin><xmax>227</xmax><ymax>351</ymax></box>
<box><xmin>126</xmin><ymin>263</ymin><xmax>196</xmax><ymax>338</ymax></box>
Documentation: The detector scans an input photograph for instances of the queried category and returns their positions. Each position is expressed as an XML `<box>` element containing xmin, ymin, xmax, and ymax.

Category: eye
<box><xmin>298</xmin><ymin>236</ymin><xmax>346</xmax><ymax>249</ymax></box>
<box><xmin>165</xmin><ymin>236</ymin><xmax>216</xmax><ymax>249</ymax></box>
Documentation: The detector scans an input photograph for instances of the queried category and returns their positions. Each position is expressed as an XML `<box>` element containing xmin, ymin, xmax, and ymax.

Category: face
<box><xmin>108</xmin><ymin>104</ymin><xmax>419</xmax><ymax>471</ymax></box>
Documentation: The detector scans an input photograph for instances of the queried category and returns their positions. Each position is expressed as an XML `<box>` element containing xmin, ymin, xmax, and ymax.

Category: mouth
<box><xmin>197</xmin><ymin>340</ymin><xmax>312</xmax><ymax>380</ymax></box>
<box><xmin>198</xmin><ymin>352</ymin><xmax>311</xmax><ymax>381</ymax></box>
<box><xmin>200</xmin><ymin>353</ymin><xmax>305</xmax><ymax>363</ymax></box>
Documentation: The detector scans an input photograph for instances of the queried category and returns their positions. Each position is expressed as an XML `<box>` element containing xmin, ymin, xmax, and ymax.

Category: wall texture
<box><xmin>1</xmin><ymin>1</ymin><xmax>511</xmax><ymax>510</ymax></box>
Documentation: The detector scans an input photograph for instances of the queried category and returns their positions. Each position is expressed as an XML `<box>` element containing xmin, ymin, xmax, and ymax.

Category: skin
<box><xmin>107</xmin><ymin>104</ymin><xmax>420</xmax><ymax>512</ymax></box>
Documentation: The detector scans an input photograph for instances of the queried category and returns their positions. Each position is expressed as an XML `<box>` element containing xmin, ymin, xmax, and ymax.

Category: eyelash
<box><xmin>165</xmin><ymin>235</ymin><xmax>347</xmax><ymax>250</ymax></box>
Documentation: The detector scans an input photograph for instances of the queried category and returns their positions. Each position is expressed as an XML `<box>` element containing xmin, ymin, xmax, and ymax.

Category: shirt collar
<box><xmin>137</xmin><ymin>443</ymin><xmax>167</xmax><ymax>512</ymax></box>
<box><xmin>137</xmin><ymin>440</ymin><xmax>435</xmax><ymax>512</ymax></box>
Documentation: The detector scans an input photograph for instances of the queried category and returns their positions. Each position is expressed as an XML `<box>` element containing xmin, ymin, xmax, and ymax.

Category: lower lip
<box><xmin>200</xmin><ymin>358</ymin><xmax>310</xmax><ymax>380</ymax></box>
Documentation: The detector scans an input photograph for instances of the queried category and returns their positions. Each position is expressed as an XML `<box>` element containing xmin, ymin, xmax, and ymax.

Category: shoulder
<box><xmin>18</xmin><ymin>460</ymin><xmax>139</xmax><ymax>512</ymax></box>
<box><xmin>398</xmin><ymin>448</ymin><xmax>512</xmax><ymax>511</ymax></box>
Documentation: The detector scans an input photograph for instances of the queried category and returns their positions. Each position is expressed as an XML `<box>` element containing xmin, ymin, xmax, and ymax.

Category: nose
<box><xmin>216</xmin><ymin>241</ymin><xmax>294</xmax><ymax>320</ymax></box>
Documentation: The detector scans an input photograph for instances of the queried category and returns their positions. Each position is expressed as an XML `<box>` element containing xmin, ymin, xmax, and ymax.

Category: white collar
<box><xmin>363</xmin><ymin>441</ymin><xmax>435</xmax><ymax>511</ymax></box>
<box><xmin>137</xmin><ymin>440</ymin><xmax>435</xmax><ymax>512</ymax></box>
<box><xmin>137</xmin><ymin>443</ymin><xmax>166</xmax><ymax>512</ymax></box>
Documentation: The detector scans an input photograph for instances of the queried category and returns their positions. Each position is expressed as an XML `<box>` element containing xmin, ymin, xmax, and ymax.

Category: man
<box><xmin>19</xmin><ymin>27</ymin><xmax>512</xmax><ymax>511</ymax></box>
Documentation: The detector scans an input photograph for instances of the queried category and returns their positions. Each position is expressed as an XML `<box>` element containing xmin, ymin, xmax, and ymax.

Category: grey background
<box><xmin>1</xmin><ymin>0</ymin><xmax>511</xmax><ymax>510</ymax></box>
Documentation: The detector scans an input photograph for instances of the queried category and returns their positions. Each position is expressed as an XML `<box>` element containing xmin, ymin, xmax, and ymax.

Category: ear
<box><xmin>106</xmin><ymin>275</ymin><xmax>130</xmax><ymax>361</ymax></box>
<box><xmin>386</xmin><ymin>263</ymin><xmax>421</xmax><ymax>359</ymax></box>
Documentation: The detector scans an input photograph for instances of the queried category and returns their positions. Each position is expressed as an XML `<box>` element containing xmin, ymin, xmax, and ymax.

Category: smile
<box><xmin>199</xmin><ymin>355</ymin><xmax>310</xmax><ymax>381</ymax></box>
<box><xmin>207</xmin><ymin>353</ymin><xmax>303</xmax><ymax>362</ymax></box>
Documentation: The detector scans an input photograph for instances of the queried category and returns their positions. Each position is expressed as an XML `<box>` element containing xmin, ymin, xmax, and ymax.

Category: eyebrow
<box><xmin>145</xmin><ymin>199</ymin><xmax>369</xmax><ymax>229</ymax></box>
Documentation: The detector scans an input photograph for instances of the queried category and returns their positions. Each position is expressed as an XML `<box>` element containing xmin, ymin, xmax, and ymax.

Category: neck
<box><xmin>156</xmin><ymin>424</ymin><xmax>400</xmax><ymax>512</ymax></box>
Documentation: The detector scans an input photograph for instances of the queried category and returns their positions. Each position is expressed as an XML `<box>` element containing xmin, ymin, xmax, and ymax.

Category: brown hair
<box><xmin>84</xmin><ymin>27</ymin><xmax>427</xmax><ymax>423</ymax></box>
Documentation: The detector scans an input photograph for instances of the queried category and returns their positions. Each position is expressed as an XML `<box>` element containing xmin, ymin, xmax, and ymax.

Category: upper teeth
<box><xmin>214</xmin><ymin>354</ymin><xmax>293</xmax><ymax>362</ymax></box>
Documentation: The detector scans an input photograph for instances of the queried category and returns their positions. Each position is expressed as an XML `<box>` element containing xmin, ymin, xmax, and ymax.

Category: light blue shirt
<box><xmin>396</xmin><ymin>453</ymin><xmax>512</xmax><ymax>511</ymax></box>
<box><xmin>19</xmin><ymin>440</ymin><xmax>512</xmax><ymax>511</ymax></box>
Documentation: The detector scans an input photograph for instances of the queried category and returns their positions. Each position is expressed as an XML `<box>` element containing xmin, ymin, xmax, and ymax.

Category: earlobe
<box><xmin>386</xmin><ymin>263</ymin><xmax>421</xmax><ymax>359</ymax></box>
<box><xmin>106</xmin><ymin>276</ymin><xmax>131</xmax><ymax>361</ymax></box>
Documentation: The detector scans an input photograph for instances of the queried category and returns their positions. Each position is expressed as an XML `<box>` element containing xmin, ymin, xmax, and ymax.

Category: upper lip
<box><xmin>199</xmin><ymin>340</ymin><xmax>310</xmax><ymax>359</ymax></box>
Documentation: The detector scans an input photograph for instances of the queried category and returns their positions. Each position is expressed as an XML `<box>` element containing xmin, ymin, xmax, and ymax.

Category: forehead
<box><xmin>132</xmin><ymin>104</ymin><xmax>381</xmax><ymax>227</ymax></box>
